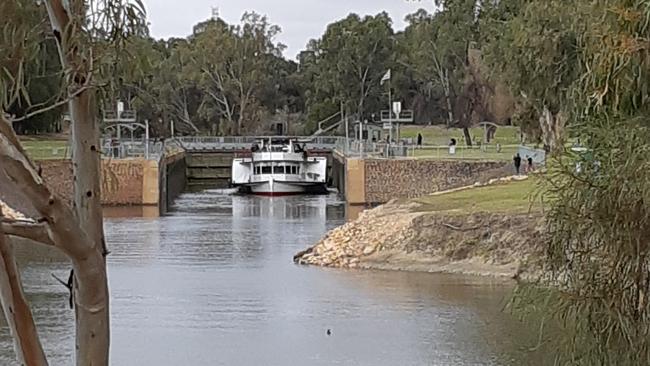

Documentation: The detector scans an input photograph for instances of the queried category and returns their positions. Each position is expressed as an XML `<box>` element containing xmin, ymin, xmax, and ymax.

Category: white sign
<box><xmin>383</xmin><ymin>122</ymin><xmax>391</xmax><ymax>130</ymax></box>
<box><xmin>392</xmin><ymin>101</ymin><xmax>402</xmax><ymax>118</ymax></box>
<box><xmin>117</xmin><ymin>101</ymin><xmax>124</xmax><ymax>116</ymax></box>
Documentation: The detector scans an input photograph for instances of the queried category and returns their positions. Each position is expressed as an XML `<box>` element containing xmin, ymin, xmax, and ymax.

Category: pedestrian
<box><xmin>449</xmin><ymin>138</ymin><xmax>457</xmax><ymax>155</ymax></box>
<box><xmin>417</xmin><ymin>133</ymin><xmax>423</xmax><ymax>147</ymax></box>
<box><xmin>513</xmin><ymin>153</ymin><xmax>522</xmax><ymax>175</ymax></box>
<box><xmin>527</xmin><ymin>156</ymin><xmax>534</xmax><ymax>173</ymax></box>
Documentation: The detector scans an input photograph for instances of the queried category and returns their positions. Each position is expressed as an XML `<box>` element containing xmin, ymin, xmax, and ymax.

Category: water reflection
<box><xmin>0</xmin><ymin>190</ymin><xmax>550</xmax><ymax>365</ymax></box>
<box><xmin>104</xmin><ymin>205</ymin><xmax>160</xmax><ymax>218</ymax></box>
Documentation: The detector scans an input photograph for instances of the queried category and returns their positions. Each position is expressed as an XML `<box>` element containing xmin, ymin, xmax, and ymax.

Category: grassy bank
<box><xmin>408</xmin><ymin>145</ymin><xmax>519</xmax><ymax>161</ymax></box>
<box><xmin>414</xmin><ymin>177</ymin><xmax>541</xmax><ymax>214</ymax></box>
<box><xmin>400</xmin><ymin>125</ymin><xmax>523</xmax><ymax>161</ymax></box>
<box><xmin>400</xmin><ymin>125</ymin><xmax>521</xmax><ymax>146</ymax></box>
<box><xmin>19</xmin><ymin>137</ymin><xmax>70</xmax><ymax>160</ymax></box>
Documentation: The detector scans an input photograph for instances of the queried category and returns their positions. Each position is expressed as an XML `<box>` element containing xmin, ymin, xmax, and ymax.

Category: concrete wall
<box><xmin>345</xmin><ymin>159</ymin><xmax>366</xmax><ymax>205</ymax></box>
<box><xmin>40</xmin><ymin>158</ymin><xmax>163</xmax><ymax>206</ymax></box>
<box><xmin>331</xmin><ymin>153</ymin><xmax>346</xmax><ymax>197</ymax></box>
<box><xmin>159</xmin><ymin>152</ymin><xmax>187</xmax><ymax>214</ymax></box>
<box><xmin>334</xmin><ymin>158</ymin><xmax>508</xmax><ymax>205</ymax></box>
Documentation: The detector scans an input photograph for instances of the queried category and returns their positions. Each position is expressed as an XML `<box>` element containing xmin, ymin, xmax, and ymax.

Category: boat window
<box><xmin>262</xmin><ymin>166</ymin><xmax>272</xmax><ymax>174</ymax></box>
<box><xmin>273</xmin><ymin>166</ymin><xmax>284</xmax><ymax>174</ymax></box>
<box><xmin>291</xmin><ymin>166</ymin><xmax>296</xmax><ymax>174</ymax></box>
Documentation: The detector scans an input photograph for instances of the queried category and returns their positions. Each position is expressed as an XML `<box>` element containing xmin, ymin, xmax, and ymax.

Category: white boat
<box><xmin>231</xmin><ymin>138</ymin><xmax>328</xmax><ymax>196</ymax></box>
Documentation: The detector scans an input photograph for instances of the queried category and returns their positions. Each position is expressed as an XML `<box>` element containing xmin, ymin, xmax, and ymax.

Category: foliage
<box><xmin>538</xmin><ymin>118</ymin><xmax>650</xmax><ymax>365</ymax></box>
<box><xmin>507</xmin><ymin>0</ymin><xmax>650</xmax><ymax>363</ymax></box>
<box><xmin>300</xmin><ymin>13</ymin><xmax>395</xmax><ymax>126</ymax></box>
<box><xmin>479</xmin><ymin>0</ymin><xmax>582</xmax><ymax>149</ymax></box>
<box><xmin>0</xmin><ymin>0</ymin><xmax>64</xmax><ymax>133</ymax></box>
<box><xmin>187</xmin><ymin>13</ymin><xmax>285</xmax><ymax>135</ymax></box>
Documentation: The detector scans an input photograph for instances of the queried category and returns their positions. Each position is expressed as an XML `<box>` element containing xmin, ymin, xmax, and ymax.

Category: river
<box><xmin>0</xmin><ymin>190</ymin><xmax>549</xmax><ymax>365</ymax></box>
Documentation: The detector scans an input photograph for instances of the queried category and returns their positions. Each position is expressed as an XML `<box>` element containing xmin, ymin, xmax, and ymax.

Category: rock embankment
<box><xmin>294</xmin><ymin>182</ymin><xmax>546</xmax><ymax>279</ymax></box>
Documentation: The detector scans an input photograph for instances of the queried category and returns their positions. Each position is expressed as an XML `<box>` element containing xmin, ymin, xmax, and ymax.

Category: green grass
<box><xmin>413</xmin><ymin>178</ymin><xmax>543</xmax><ymax>214</ymax></box>
<box><xmin>400</xmin><ymin>125</ymin><xmax>521</xmax><ymax>146</ymax></box>
<box><xmin>19</xmin><ymin>138</ymin><xmax>70</xmax><ymax>160</ymax></box>
<box><xmin>409</xmin><ymin>145</ymin><xmax>519</xmax><ymax>161</ymax></box>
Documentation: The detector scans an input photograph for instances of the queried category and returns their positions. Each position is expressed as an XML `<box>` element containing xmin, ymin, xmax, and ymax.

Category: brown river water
<box><xmin>0</xmin><ymin>190</ymin><xmax>551</xmax><ymax>365</ymax></box>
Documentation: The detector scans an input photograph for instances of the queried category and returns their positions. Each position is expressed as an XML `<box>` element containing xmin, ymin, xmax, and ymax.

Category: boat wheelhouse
<box><xmin>231</xmin><ymin>138</ymin><xmax>328</xmax><ymax>196</ymax></box>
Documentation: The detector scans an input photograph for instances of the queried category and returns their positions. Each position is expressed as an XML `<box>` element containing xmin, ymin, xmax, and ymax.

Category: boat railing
<box><xmin>175</xmin><ymin>136</ymin><xmax>343</xmax><ymax>151</ymax></box>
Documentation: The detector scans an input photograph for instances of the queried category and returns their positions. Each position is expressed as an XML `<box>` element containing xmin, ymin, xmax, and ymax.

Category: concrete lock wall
<box><xmin>345</xmin><ymin>159</ymin><xmax>366</xmax><ymax>205</ymax></box>
<box><xmin>342</xmin><ymin>158</ymin><xmax>509</xmax><ymax>205</ymax></box>
<box><xmin>39</xmin><ymin>156</ymin><xmax>186</xmax><ymax>209</ymax></box>
<box><xmin>159</xmin><ymin>152</ymin><xmax>187</xmax><ymax>214</ymax></box>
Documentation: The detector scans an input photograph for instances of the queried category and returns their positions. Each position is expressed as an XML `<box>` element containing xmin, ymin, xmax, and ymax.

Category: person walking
<box><xmin>417</xmin><ymin>133</ymin><xmax>423</xmax><ymax>148</ymax></box>
<box><xmin>513</xmin><ymin>153</ymin><xmax>522</xmax><ymax>175</ymax></box>
<box><xmin>527</xmin><ymin>156</ymin><xmax>534</xmax><ymax>173</ymax></box>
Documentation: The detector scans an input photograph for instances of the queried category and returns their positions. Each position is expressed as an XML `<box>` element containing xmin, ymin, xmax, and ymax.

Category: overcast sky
<box><xmin>144</xmin><ymin>0</ymin><xmax>438</xmax><ymax>60</ymax></box>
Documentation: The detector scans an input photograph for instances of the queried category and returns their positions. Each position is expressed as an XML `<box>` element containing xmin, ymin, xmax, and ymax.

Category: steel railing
<box><xmin>176</xmin><ymin>136</ymin><xmax>343</xmax><ymax>151</ymax></box>
<box><xmin>23</xmin><ymin>135</ymin><xmax>547</xmax><ymax>165</ymax></box>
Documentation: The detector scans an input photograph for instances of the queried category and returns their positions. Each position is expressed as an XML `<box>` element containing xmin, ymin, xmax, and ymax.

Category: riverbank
<box><xmin>294</xmin><ymin>176</ymin><xmax>547</xmax><ymax>280</ymax></box>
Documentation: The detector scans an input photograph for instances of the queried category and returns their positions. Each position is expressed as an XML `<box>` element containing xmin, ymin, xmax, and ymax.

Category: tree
<box><xmin>303</xmin><ymin>13</ymin><xmax>395</xmax><ymax>125</ymax></box>
<box><xmin>400</xmin><ymin>2</ymin><xmax>484</xmax><ymax>145</ymax></box>
<box><xmin>508</xmin><ymin>0</ymin><xmax>650</xmax><ymax>363</ymax></box>
<box><xmin>188</xmin><ymin>13</ymin><xmax>285</xmax><ymax>135</ymax></box>
<box><xmin>0</xmin><ymin>0</ymin><xmax>65</xmax><ymax>135</ymax></box>
<box><xmin>480</xmin><ymin>0</ymin><xmax>582</xmax><ymax>151</ymax></box>
<box><xmin>117</xmin><ymin>37</ymin><xmax>203</xmax><ymax>136</ymax></box>
<box><xmin>0</xmin><ymin>1</ymin><xmax>144</xmax><ymax>365</ymax></box>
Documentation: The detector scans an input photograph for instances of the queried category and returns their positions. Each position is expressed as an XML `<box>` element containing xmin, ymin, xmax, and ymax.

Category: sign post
<box><xmin>392</xmin><ymin>102</ymin><xmax>402</xmax><ymax>142</ymax></box>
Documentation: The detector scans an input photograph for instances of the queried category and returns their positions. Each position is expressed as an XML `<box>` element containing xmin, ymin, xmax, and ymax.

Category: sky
<box><xmin>144</xmin><ymin>0</ymin><xmax>438</xmax><ymax>60</ymax></box>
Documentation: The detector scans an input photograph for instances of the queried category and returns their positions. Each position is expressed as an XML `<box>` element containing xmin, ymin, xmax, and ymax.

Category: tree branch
<box><xmin>0</xmin><ymin>219</ymin><xmax>54</xmax><ymax>247</ymax></box>
<box><xmin>0</xmin><ymin>225</ymin><xmax>48</xmax><ymax>365</ymax></box>
<box><xmin>11</xmin><ymin>84</ymin><xmax>93</xmax><ymax>123</ymax></box>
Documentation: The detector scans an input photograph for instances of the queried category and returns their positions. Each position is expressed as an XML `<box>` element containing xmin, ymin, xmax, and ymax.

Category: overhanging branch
<box><xmin>0</xmin><ymin>219</ymin><xmax>54</xmax><ymax>247</ymax></box>
<box><xmin>11</xmin><ymin>84</ymin><xmax>93</xmax><ymax>123</ymax></box>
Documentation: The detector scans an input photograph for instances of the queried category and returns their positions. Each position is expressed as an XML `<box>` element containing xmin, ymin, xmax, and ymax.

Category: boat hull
<box><xmin>248</xmin><ymin>180</ymin><xmax>327</xmax><ymax>196</ymax></box>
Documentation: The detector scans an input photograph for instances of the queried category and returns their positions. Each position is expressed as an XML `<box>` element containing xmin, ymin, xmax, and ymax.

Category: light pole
<box><xmin>388</xmin><ymin>78</ymin><xmax>392</xmax><ymax>144</ymax></box>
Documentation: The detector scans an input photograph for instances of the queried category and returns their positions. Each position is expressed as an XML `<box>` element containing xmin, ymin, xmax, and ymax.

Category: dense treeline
<box><xmin>3</xmin><ymin>1</ymin><xmax>519</xmax><ymax>140</ymax></box>
<box><xmin>11</xmin><ymin>0</ymin><xmax>643</xmax><ymax>146</ymax></box>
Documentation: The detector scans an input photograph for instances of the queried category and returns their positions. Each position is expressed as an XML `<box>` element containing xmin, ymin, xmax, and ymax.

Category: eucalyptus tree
<box><xmin>480</xmin><ymin>0</ymin><xmax>581</xmax><ymax>151</ymax></box>
<box><xmin>0</xmin><ymin>0</ymin><xmax>65</xmax><ymax>135</ymax></box>
<box><xmin>487</xmin><ymin>0</ymin><xmax>650</xmax><ymax>363</ymax></box>
<box><xmin>188</xmin><ymin>13</ymin><xmax>285</xmax><ymax>135</ymax></box>
<box><xmin>539</xmin><ymin>1</ymin><xmax>650</xmax><ymax>363</ymax></box>
<box><xmin>303</xmin><ymin>13</ymin><xmax>395</xmax><ymax>124</ymax></box>
<box><xmin>116</xmin><ymin>37</ymin><xmax>204</xmax><ymax>135</ymax></box>
<box><xmin>399</xmin><ymin>1</ymin><xmax>484</xmax><ymax>145</ymax></box>
<box><xmin>0</xmin><ymin>1</ymin><xmax>145</xmax><ymax>365</ymax></box>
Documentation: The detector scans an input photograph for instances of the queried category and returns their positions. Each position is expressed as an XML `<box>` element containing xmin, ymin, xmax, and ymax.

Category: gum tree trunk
<box><xmin>44</xmin><ymin>1</ymin><xmax>110</xmax><ymax>364</ymax></box>
<box><xmin>69</xmin><ymin>91</ymin><xmax>110</xmax><ymax>366</ymax></box>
